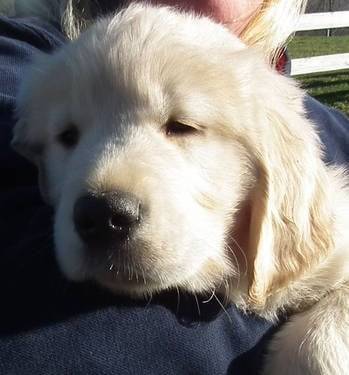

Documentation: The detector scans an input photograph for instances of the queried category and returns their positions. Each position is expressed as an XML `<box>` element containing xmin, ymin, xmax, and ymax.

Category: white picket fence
<box><xmin>290</xmin><ymin>11</ymin><xmax>349</xmax><ymax>76</ymax></box>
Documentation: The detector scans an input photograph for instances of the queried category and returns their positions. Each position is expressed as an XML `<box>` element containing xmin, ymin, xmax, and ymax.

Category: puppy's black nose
<box><xmin>73</xmin><ymin>191</ymin><xmax>141</xmax><ymax>247</ymax></box>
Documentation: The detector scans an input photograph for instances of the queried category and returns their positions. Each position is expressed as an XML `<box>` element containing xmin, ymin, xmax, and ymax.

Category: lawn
<box><xmin>288</xmin><ymin>35</ymin><xmax>349</xmax><ymax>116</ymax></box>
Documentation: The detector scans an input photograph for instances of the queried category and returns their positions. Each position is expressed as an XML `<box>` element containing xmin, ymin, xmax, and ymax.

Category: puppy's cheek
<box><xmin>54</xmin><ymin>202</ymin><xmax>88</xmax><ymax>281</ymax></box>
<box><xmin>169</xmin><ymin>214</ymin><xmax>226</xmax><ymax>277</ymax></box>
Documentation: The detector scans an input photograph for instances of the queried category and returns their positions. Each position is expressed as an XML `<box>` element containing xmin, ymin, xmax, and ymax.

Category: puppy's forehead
<box><xmin>61</xmin><ymin>6</ymin><xmax>246</xmax><ymax>103</ymax></box>
<box><xmin>30</xmin><ymin>5</ymin><xmax>251</xmax><ymax>134</ymax></box>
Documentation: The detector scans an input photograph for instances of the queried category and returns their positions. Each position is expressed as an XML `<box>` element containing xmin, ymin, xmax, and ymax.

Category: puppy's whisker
<box><xmin>194</xmin><ymin>293</ymin><xmax>201</xmax><ymax>317</ymax></box>
<box><xmin>114</xmin><ymin>266</ymin><xmax>120</xmax><ymax>277</ymax></box>
<box><xmin>145</xmin><ymin>292</ymin><xmax>153</xmax><ymax>308</ymax></box>
<box><xmin>123</xmin><ymin>260</ymin><xmax>127</xmax><ymax>276</ymax></box>
<box><xmin>212</xmin><ymin>292</ymin><xmax>233</xmax><ymax>325</ymax></box>
<box><xmin>176</xmin><ymin>286</ymin><xmax>181</xmax><ymax>314</ymax></box>
<box><xmin>223</xmin><ymin>279</ymin><xmax>231</xmax><ymax>305</ymax></box>
<box><xmin>118</xmin><ymin>250</ymin><xmax>121</xmax><ymax>274</ymax></box>
<box><xmin>130</xmin><ymin>261</ymin><xmax>134</xmax><ymax>281</ymax></box>
<box><xmin>128</xmin><ymin>264</ymin><xmax>132</xmax><ymax>281</ymax></box>
<box><xmin>202</xmin><ymin>290</ymin><xmax>215</xmax><ymax>304</ymax></box>
<box><xmin>209</xmin><ymin>265</ymin><xmax>228</xmax><ymax>294</ymax></box>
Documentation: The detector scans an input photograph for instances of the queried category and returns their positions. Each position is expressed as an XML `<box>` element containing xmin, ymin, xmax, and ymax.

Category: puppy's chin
<box><xmin>96</xmin><ymin>274</ymin><xmax>166</xmax><ymax>298</ymax></box>
<box><xmin>62</xmin><ymin>257</ymin><xmax>179</xmax><ymax>297</ymax></box>
<box><xmin>55</xmin><ymin>238</ymin><xmax>179</xmax><ymax>295</ymax></box>
<box><xmin>56</xmin><ymin>238</ymin><xmax>229</xmax><ymax>297</ymax></box>
<box><xmin>96</xmin><ymin>255</ymin><xmax>233</xmax><ymax>298</ymax></box>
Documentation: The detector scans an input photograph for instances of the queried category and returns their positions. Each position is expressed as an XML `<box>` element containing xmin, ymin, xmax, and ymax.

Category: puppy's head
<box><xmin>12</xmin><ymin>4</ymin><xmax>333</xmax><ymax>303</ymax></box>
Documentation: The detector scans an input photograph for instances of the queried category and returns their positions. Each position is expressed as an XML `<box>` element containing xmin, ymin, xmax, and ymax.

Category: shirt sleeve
<box><xmin>304</xmin><ymin>95</ymin><xmax>349</xmax><ymax>166</ymax></box>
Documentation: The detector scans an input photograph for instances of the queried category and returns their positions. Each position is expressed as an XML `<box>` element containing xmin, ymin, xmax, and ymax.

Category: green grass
<box><xmin>288</xmin><ymin>35</ymin><xmax>349</xmax><ymax>58</ymax></box>
<box><xmin>288</xmin><ymin>36</ymin><xmax>349</xmax><ymax>116</ymax></box>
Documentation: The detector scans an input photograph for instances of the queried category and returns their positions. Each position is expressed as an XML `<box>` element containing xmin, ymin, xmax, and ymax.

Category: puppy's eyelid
<box><xmin>56</xmin><ymin>123</ymin><xmax>80</xmax><ymax>149</ymax></box>
<box><xmin>164</xmin><ymin>120</ymin><xmax>200</xmax><ymax>137</ymax></box>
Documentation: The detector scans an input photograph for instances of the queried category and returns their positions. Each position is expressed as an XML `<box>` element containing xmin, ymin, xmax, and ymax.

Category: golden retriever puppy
<box><xmin>12</xmin><ymin>4</ymin><xmax>349</xmax><ymax>374</ymax></box>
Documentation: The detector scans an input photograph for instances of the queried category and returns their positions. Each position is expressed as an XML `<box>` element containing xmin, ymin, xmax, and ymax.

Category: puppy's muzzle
<box><xmin>73</xmin><ymin>191</ymin><xmax>141</xmax><ymax>249</ymax></box>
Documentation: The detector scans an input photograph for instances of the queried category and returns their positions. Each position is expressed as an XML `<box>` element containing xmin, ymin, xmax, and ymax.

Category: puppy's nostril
<box><xmin>109</xmin><ymin>215</ymin><xmax>129</xmax><ymax>232</ymax></box>
<box><xmin>79</xmin><ymin>216</ymin><xmax>97</xmax><ymax>234</ymax></box>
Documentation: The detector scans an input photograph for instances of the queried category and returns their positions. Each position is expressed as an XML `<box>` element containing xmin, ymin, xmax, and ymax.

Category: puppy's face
<box><xmin>48</xmin><ymin>66</ymin><xmax>250</xmax><ymax>295</ymax></box>
<box><xmin>14</xmin><ymin>6</ymin><xmax>329</xmax><ymax>307</ymax></box>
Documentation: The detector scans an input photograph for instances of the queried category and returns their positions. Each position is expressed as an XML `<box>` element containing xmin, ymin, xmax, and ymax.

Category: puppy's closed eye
<box><xmin>56</xmin><ymin>124</ymin><xmax>80</xmax><ymax>149</ymax></box>
<box><xmin>164</xmin><ymin>120</ymin><xmax>199</xmax><ymax>137</ymax></box>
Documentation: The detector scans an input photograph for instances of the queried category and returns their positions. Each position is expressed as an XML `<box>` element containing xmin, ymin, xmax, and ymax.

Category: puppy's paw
<box><xmin>263</xmin><ymin>292</ymin><xmax>349</xmax><ymax>375</ymax></box>
<box><xmin>262</xmin><ymin>344</ymin><xmax>312</xmax><ymax>375</ymax></box>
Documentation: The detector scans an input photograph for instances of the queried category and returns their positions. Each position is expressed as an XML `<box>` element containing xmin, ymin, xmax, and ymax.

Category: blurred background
<box><xmin>288</xmin><ymin>0</ymin><xmax>349</xmax><ymax>116</ymax></box>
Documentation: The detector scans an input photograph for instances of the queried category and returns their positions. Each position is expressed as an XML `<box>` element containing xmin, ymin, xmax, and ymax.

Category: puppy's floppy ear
<box><xmin>244</xmin><ymin>69</ymin><xmax>334</xmax><ymax>308</ymax></box>
<box><xmin>12</xmin><ymin>117</ymin><xmax>50</xmax><ymax>203</ymax></box>
<box><xmin>10</xmin><ymin>50</ymin><xmax>57</xmax><ymax>204</ymax></box>
<box><xmin>11</xmin><ymin>118</ymin><xmax>43</xmax><ymax>162</ymax></box>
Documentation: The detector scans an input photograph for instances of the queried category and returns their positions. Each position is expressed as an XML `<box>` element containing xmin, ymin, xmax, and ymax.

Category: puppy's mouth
<box><xmin>67</xmin><ymin>191</ymin><xmax>196</xmax><ymax>294</ymax></box>
<box><xmin>80</xmin><ymin>241</ymin><xmax>165</xmax><ymax>293</ymax></box>
<box><xmin>97</xmin><ymin>266</ymin><xmax>159</xmax><ymax>292</ymax></box>
<box><xmin>71</xmin><ymin>191</ymin><xmax>158</xmax><ymax>290</ymax></box>
<box><xmin>95</xmin><ymin>264</ymin><xmax>166</xmax><ymax>296</ymax></box>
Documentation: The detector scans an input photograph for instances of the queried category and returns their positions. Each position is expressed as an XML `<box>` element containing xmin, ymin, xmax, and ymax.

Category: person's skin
<box><xmin>151</xmin><ymin>0</ymin><xmax>263</xmax><ymax>35</ymax></box>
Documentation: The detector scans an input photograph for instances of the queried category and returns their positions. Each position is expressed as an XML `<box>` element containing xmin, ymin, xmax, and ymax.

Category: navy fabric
<box><xmin>0</xmin><ymin>15</ymin><xmax>348</xmax><ymax>375</ymax></box>
<box><xmin>305</xmin><ymin>96</ymin><xmax>349</xmax><ymax>166</ymax></box>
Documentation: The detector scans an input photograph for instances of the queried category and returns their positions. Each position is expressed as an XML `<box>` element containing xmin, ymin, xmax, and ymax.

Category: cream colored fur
<box><xmin>11</xmin><ymin>4</ymin><xmax>349</xmax><ymax>375</ymax></box>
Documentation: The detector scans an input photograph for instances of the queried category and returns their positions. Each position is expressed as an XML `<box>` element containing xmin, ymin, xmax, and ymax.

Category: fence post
<box><xmin>326</xmin><ymin>0</ymin><xmax>333</xmax><ymax>37</ymax></box>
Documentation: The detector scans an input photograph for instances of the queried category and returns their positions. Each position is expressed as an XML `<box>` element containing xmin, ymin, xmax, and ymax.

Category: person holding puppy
<box><xmin>1</xmin><ymin>1</ymin><xmax>348</xmax><ymax>374</ymax></box>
